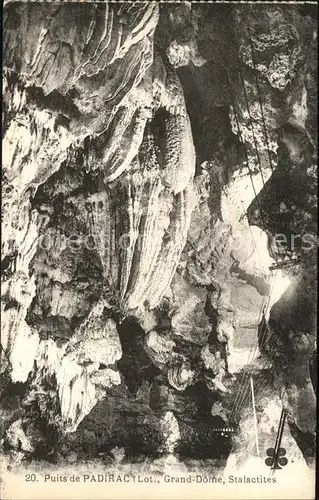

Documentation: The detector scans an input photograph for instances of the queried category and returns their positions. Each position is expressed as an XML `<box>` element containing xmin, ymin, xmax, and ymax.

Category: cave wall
<box><xmin>1</xmin><ymin>1</ymin><xmax>317</xmax><ymax>470</ymax></box>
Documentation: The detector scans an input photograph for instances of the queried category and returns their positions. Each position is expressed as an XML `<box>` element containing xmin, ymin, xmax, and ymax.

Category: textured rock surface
<box><xmin>1</xmin><ymin>1</ymin><xmax>317</xmax><ymax>475</ymax></box>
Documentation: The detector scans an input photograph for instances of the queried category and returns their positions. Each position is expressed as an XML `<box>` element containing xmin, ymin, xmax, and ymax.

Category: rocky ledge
<box><xmin>1</xmin><ymin>1</ymin><xmax>317</xmax><ymax>473</ymax></box>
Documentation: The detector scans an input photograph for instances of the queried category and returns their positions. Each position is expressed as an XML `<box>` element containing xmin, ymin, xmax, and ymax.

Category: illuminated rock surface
<box><xmin>1</xmin><ymin>2</ymin><xmax>317</xmax><ymax>473</ymax></box>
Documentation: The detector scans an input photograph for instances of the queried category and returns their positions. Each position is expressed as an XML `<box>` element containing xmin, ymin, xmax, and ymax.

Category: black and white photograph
<box><xmin>1</xmin><ymin>1</ymin><xmax>317</xmax><ymax>499</ymax></box>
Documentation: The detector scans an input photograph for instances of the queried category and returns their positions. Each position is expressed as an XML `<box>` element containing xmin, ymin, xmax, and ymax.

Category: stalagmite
<box><xmin>1</xmin><ymin>2</ymin><xmax>316</xmax><ymax>481</ymax></box>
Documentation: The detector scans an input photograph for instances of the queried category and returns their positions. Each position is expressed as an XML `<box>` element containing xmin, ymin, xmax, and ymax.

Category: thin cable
<box><xmin>231</xmin><ymin>349</ymin><xmax>264</xmax><ymax>418</ymax></box>
<box><xmin>232</xmin><ymin>363</ymin><xmax>273</xmax><ymax>424</ymax></box>
<box><xmin>232</xmin><ymin>352</ymin><xmax>270</xmax><ymax>419</ymax></box>
<box><xmin>238</xmin><ymin>70</ymin><xmax>283</xmax><ymax>240</ymax></box>
<box><xmin>247</xmin><ymin>28</ymin><xmax>288</xmax><ymax>240</ymax></box>
<box><xmin>220</xmin><ymin>70</ymin><xmax>272</xmax><ymax>416</ymax></box>
<box><xmin>235</xmin><ymin>364</ymin><xmax>275</xmax><ymax>421</ymax></box>
<box><xmin>233</xmin><ymin>360</ymin><xmax>273</xmax><ymax>422</ymax></box>
<box><xmin>224</xmin><ymin>63</ymin><xmax>267</xmax><ymax>229</ymax></box>
<box><xmin>247</xmin><ymin>30</ymin><xmax>275</xmax><ymax>176</ymax></box>
<box><xmin>226</xmin><ymin>69</ymin><xmax>281</xmax><ymax>259</ymax></box>
<box><xmin>231</xmin><ymin>269</ymin><xmax>280</xmax><ymax>416</ymax></box>
<box><xmin>226</xmin><ymin>96</ymin><xmax>281</xmax><ymax>412</ymax></box>
<box><xmin>224</xmin><ymin>21</ymin><xmax>309</xmax><ymax>423</ymax></box>
<box><xmin>248</xmin><ymin>25</ymin><xmax>317</xmax><ymax>250</ymax></box>
<box><xmin>226</xmin><ymin>21</ymin><xmax>289</xmax><ymax>241</ymax></box>
<box><xmin>225</xmin><ymin>62</ymin><xmax>278</xmax><ymax>239</ymax></box>
<box><xmin>224</xmin><ymin>67</ymin><xmax>276</xmax><ymax>414</ymax></box>
<box><xmin>230</xmin><ymin>27</ymin><xmax>315</xmax><ymax>434</ymax></box>
<box><xmin>229</xmin><ymin>195</ymin><xmax>271</xmax><ymax>412</ymax></box>
<box><xmin>230</xmin><ymin>297</ymin><xmax>267</xmax><ymax>416</ymax></box>
<box><xmin>239</xmin><ymin>69</ymin><xmax>268</xmax><ymax>189</ymax></box>
<box><xmin>233</xmin><ymin>317</ymin><xmax>285</xmax><ymax>420</ymax></box>
<box><xmin>233</xmin><ymin>358</ymin><xmax>272</xmax><ymax>416</ymax></box>
<box><xmin>227</xmin><ymin>57</ymin><xmax>289</xmax><ymax>406</ymax></box>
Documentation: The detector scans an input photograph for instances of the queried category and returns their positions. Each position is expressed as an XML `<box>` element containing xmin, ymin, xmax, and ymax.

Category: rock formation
<box><xmin>1</xmin><ymin>1</ymin><xmax>317</xmax><ymax>476</ymax></box>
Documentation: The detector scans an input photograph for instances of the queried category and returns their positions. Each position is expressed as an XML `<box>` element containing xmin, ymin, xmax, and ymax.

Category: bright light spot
<box><xmin>265</xmin><ymin>270</ymin><xmax>291</xmax><ymax>320</ymax></box>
